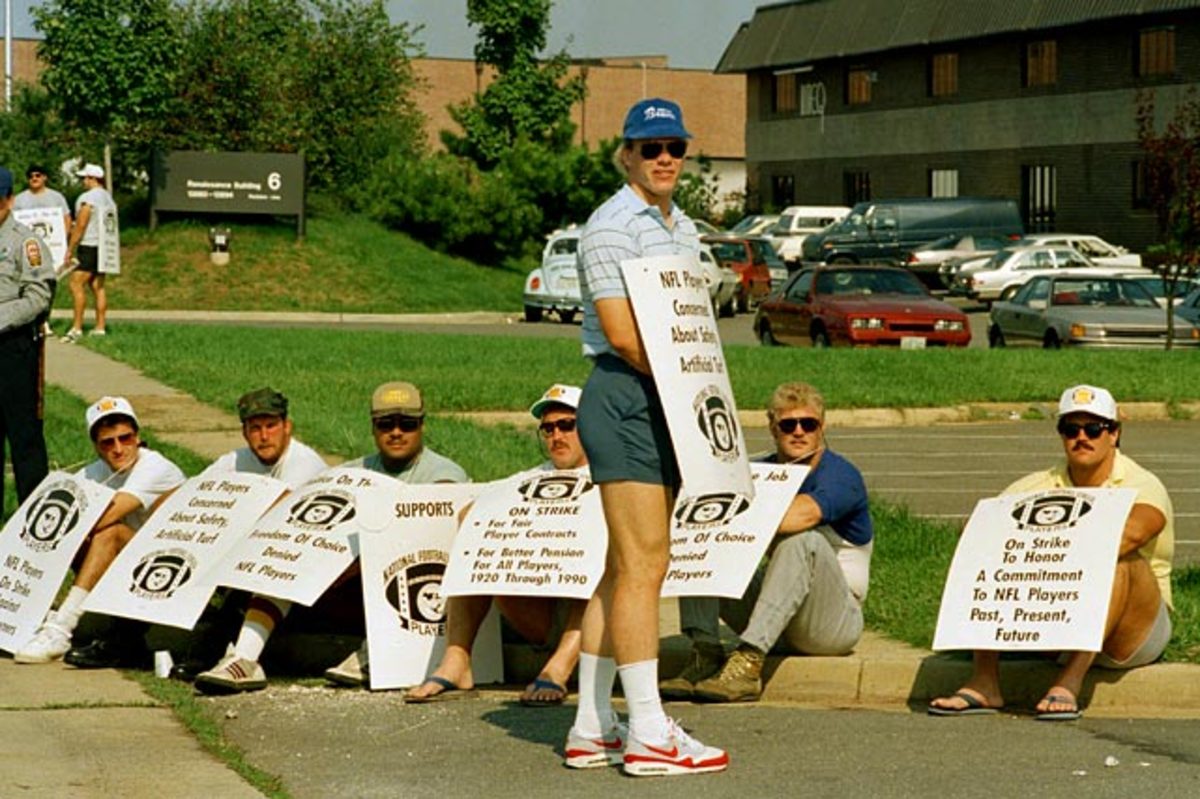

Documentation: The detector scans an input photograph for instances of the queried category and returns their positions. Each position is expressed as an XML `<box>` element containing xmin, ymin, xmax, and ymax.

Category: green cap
<box><xmin>237</xmin><ymin>387</ymin><xmax>288</xmax><ymax>421</ymax></box>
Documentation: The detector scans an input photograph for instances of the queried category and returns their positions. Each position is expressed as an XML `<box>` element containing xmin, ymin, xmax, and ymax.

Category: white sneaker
<box><xmin>194</xmin><ymin>646</ymin><xmax>267</xmax><ymax>694</ymax></box>
<box><xmin>14</xmin><ymin>613</ymin><xmax>73</xmax><ymax>664</ymax></box>
<box><xmin>88</xmin><ymin>328</ymin><xmax>107</xmax><ymax>337</ymax></box>
<box><xmin>622</xmin><ymin>718</ymin><xmax>729</xmax><ymax>777</ymax></box>
<box><xmin>564</xmin><ymin>720</ymin><xmax>628</xmax><ymax>769</ymax></box>
<box><xmin>324</xmin><ymin>643</ymin><xmax>368</xmax><ymax>687</ymax></box>
<box><xmin>61</xmin><ymin>328</ymin><xmax>82</xmax><ymax>344</ymax></box>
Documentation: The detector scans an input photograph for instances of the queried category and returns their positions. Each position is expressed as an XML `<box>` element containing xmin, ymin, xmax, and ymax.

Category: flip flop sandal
<box><xmin>404</xmin><ymin>675</ymin><xmax>479</xmax><ymax>704</ymax></box>
<box><xmin>1035</xmin><ymin>693</ymin><xmax>1082</xmax><ymax>721</ymax></box>
<box><xmin>520</xmin><ymin>677</ymin><xmax>567</xmax><ymax>707</ymax></box>
<box><xmin>927</xmin><ymin>690</ymin><xmax>1001</xmax><ymax>716</ymax></box>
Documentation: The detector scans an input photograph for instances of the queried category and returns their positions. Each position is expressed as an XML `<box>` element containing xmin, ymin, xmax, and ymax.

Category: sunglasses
<box><xmin>374</xmin><ymin>416</ymin><xmax>421</xmax><ymax>433</ymax></box>
<box><xmin>776</xmin><ymin>417</ymin><xmax>821</xmax><ymax>434</ymax></box>
<box><xmin>538</xmin><ymin>418</ymin><xmax>577</xmax><ymax>436</ymax></box>
<box><xmin>1057</xmin><ymin>419</ymin><xmax>1115</xmax><ymax>440</ymax></box>
<box><xmin>638</xmin><ymin>140</ymin><xmax>688</xmax><ymax>160</ymax></box>
<box><xmin>97</xmin><ymin>432</ymin><xmax>137</xmax><ymax>450</ymax></box>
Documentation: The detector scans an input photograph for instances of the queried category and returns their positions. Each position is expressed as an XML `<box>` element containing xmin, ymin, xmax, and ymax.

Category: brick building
<box><xmin>718</xmin><ymin>0</ymin><xmax>1200</xmax><ymax>251</ymax></box>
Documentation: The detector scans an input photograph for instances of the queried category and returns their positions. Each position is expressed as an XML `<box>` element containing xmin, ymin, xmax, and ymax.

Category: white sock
<box><xmin>233</xmin><ymin>619</ymin><xmax>272</xmax><ymax>662</ymax></box>
<box><xmin>572</xmin><ymin>653</ymin><xmax>618</xmax><ymax>736</ymax></box>
<box><xmin>618</xmin><ymin>659</ymin><xmax>671</xmax><ymax>743</ymax></box>
<box><xmin>55</xmin><ymin>586</ymin><xmax>89</xmax><ymax>630</ymax></box>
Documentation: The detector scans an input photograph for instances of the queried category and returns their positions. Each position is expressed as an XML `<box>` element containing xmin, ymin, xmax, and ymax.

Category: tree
<box><xmin>442</xmin><ymin>0</ymin><xmax>585</xmax><ymax>167</ymax></box>
<box><xmin>1136</xmin><ymin>89</ymin><xmax>1200</xmax><ymax>349</ymax></box>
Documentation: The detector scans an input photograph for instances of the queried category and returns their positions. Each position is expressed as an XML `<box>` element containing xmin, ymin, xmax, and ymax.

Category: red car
<box><xmin>753</xmin><ymin>265</ymin><xmax>971</xmax><ymax>347</ymax></box>
<box><xmin>701</xmin><ymin>235</ymin><xmax>776</xmax><ymax>312</ymax></box>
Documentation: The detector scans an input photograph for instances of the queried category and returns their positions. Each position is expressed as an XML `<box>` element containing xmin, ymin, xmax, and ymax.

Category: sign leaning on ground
<box><xmin>360</xmin><ymin>483</ymin><xmax>504</xmax><ymax>690</ymax></box>
<box><xmin>620</xmin><ymin>254</ymin><xmax>755</xmax><ymax>515</ymax></box>
<box><xmin>149</xmin><ymin>150</ymin><xmax>306</xmax><ymax>239</ymax></box>
<box><xmin>933</xmin><ymin>488</ymin><xmax>1135</xmax><ymax>652</ymax></box>
<box><xmin>82</xmin><ymin>473</ymin><xmax>288</xmax><ymax>629</ymax></box>
<box><xmin>0</xmin><ymin>473</ymin><xmax>114</xmax><ymax>653</ymax></box>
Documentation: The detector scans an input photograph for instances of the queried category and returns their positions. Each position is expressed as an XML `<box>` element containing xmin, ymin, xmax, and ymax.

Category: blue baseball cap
<box><xmin>0</xmin><ymin>167</ymin><xmax>13</xmax><ymax>198</ymax></box>
<box><xmin>622</xmin><ymin>98</ymin><xmax>692</xmax><ymax>141</ymax></box>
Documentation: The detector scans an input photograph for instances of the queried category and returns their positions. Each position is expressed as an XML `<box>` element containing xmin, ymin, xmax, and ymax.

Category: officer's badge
<box><xmin>23</xmin><ymin>239</ymin><xmax>42</xmax><ymax>268</ymax></box>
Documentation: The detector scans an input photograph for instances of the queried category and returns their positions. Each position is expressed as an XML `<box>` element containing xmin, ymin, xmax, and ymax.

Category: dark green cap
<box><xmin>237</xmin><ymin>387</ymin><xmax>288</xmax><ymax>421</ymax></box>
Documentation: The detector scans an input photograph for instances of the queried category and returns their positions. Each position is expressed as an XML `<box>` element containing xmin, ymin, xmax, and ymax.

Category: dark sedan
<box><xmin>753</xmin><ymin>265</ymin><xmax>971</xmax><ymax>348</ymax></box>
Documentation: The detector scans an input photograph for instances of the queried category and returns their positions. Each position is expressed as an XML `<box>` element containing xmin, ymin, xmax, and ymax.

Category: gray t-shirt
<box><xmin>75</xmin><ymin>187</ymin><xmax>113</xmax><ymax>246</ymax></box>
<box><xmin>344</xmin><ymin>446</ymin><xmax>468</xmax><ymax>484</ymax></box>
<box><xmin>14</xmin><ymin>188</ymin><xmax>70</xmax><ymax>215</ymax></box>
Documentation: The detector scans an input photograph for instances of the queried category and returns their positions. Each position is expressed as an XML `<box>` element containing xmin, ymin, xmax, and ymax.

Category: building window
<box><xmin>773</xmin><ymin>72</ymin><xmax>798</xmax><ymax>113</ymax></box>
<box><xmin>843</xmin><ymin>171</ymin><xmax>871</xmax><ymax>205</ymax></box>
<box><xmin>771</xmin><ymin>175</ymin><xmax>795</xmax><ymax>209</ymax></box>
<box><xmin>1138</xmin><ymin>28</ymin><xmax>1175</xmax><ymax>76</ymax></box>
<box><xmin>929</xmin><ymin>169</ymin><xmax>959</xmax><ymax>198</ymax></box>
<box><xmin>1022</xmin><ymin>165</ymin><xmax>1057</xmax><ymax>233</ymax></box>
<box><xmin>1132</xmin><ymin>160</ymin><xmax>1154</xmax><ymax>209</ymax></box>
<box><xmin>930</xmin><ymin>53</ymin><xmax>958</xmax><ymax>97</ymax></box>
<box><xmin>1024</xmin><ymin>40</ymin><xmax>1057</xmax><ymax>87</ymax></box>
<box><xmin>846</xmin><ymin>67</ymin><xmax>872</xmax><ymax>105</ymax></box>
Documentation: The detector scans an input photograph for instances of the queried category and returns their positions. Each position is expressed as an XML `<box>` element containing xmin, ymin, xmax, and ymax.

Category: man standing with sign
<box><xmin>196</xmin><ymin>380</ymin><xmax>467</xmax><ymax>693</ymax></box>
<box><xmin>61</xmin><ymin>164</ymin><xmax>114</xmax><ymax>342</ymax></box>
<box><xmin>15</xmin><ymin>397</ymin><xmax>185</xmax><ymax>664</ymax></box>
<box><xmin>406</xmin><ymin>384</ymin><xmax>589</xmax><ymax>705</ymax></box>
<box><xmin>664</xmin><ymin>382</ymin><xmax>873</xmax><ymax>703</ymax></box>
<box><xmin>0</xmin><ymin>165</ymin><xmax>55</xmax><ymax>519</ymax></box>
<box><xmin>568</xmin><ymin>98</ymin><xmax>727</xmax><ymax>777</ymax></box>
<box><xmin>930</xmin><ymin>385</ymin><xmax>1173</xmax><ymax>721</ymax></box>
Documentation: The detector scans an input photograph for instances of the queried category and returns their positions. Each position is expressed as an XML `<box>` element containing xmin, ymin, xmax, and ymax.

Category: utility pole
<box><xmin>4</xmin><ymin>0</ymin><xmax>12</xmax><ymax>110</ymax></box>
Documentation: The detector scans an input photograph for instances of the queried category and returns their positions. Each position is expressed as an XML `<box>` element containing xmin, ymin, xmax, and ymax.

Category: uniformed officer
<box><xmin>0</xmin><ymin>165</ymin><xmax>55</xmax><ymax>517</ymax></box>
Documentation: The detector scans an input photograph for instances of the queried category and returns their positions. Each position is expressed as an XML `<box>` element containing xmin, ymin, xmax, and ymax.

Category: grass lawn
<box><xmin>52</xmin><ymin>210</ymin><xmax>527</xmax><ymax>314</ymax></box>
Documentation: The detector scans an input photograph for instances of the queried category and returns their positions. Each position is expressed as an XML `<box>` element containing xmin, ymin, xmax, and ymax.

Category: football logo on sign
<box><xmin>384</xmin><ymin>549</ymin><xmax>448</xmax><ymax>636</ymax></box>
<box><xmin>1011</xmin><ymin>492</ymin><xmax>1093</xmax><ymax>531</ymax></box>
<box><xmin>693</xmin><ymin>386</ymin><xmax>740</xmax><ymax>462</ymax></box>
<box><xmin>287</xmin><ymin>490</ymin><xmax>356</xmax><ymax>531</ymax></box>
<box><xmin>130</xmin><ymin>549</ymin><xmax>197</xmax><ymax>599</ymax></box>
<box><xmin>517</xmin><ymin>474</ymin><xmax>592</xmax><ymax>503</ymax></box>
<box><xmin>20</xmin><ymin>482</ymin><xmax>86</xmax><ymax>552</ymax></box>
<box><xmin>674</xmin><ymin>491</ymin><xmax>752</xmax><ymax>528</ymax></box>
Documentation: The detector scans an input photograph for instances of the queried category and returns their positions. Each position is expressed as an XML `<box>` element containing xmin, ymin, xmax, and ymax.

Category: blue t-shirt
<box><xmin>761</xmin><ymin>449</ymin><xmax>873</xmax><ymax>546</ymax></box>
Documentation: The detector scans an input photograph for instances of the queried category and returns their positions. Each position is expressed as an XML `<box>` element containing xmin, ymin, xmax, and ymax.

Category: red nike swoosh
<box><xmin>598</xmin><ymin>737</ymin><xmax>624</xmax><ymax>750</ymax></box>
<box><xmin>642</xmin><ymin>743</ymin><xmax>679</xmax><ymax>758</ymax></box>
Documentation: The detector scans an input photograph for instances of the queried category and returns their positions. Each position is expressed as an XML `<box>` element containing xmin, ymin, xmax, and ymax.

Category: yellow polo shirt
<box><xmin>1003</xmin><ymin>452</ymin><xmax>1174</xmax><ymax>608</ymax></box>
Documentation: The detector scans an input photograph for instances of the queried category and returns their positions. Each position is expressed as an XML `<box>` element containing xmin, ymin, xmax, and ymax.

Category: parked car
<box><xmin>801</xmin><ymin>197</ymin><xmax>1023</xmax><ymax>266</ymax></box>
<box><xmin>702</xmin><ymin>234</ymin><xmax>777</xmax><ymax>312</ymax></box>
<box><xmin>523</xmin><ymin>227</ymin><xmax>581</xmax><ymax>323</ymax></box>
<box><xmin>693</xmin><ymin>219</ymin><xmax>721</xmax><ymax>236</ymax></box>
<box><xmin>698</xmin><ymin>243</ymin><xmax>740</xmax><ymax>318</ymax></box>
<box><xmin>1177</xmin><ymin>285</ymin><xmax>1200</xmax><ymax>326</ymax></box>
<box><xmin>949</xmin><ymin>245</ymin><xmax>1150</xmax><ymax>304</ymax></box>
<box><xmin>753</xmin><ymin>264</ymin><xmax>971</xmax><ymax>348</ymax></box>
<box><xmin>1018</xmin><ymin>233</ymin><xmax>1141</xmax><ymax>268</ymax></box>
<box><xmin>766</xmin><ymin>205</ymin><xmax>850</xmax><ymax>266</ymax></box>
<box><xmin>727</xmin><ymin>214</ymin><xmax>780</xmax><ymax>237</ymax></box>
<box><xmin>987</xmin><ymin>274</ymin><xmax>1200</xmax><ymax>349</ymax></box>
<box><xmin>903</xmin><ymin>234</ymin><xmax>1009</xmax><ymax>290</ymax></box>
<box><xmin>1126</xmin><ymin>275</ymin><xmax>1200</xmax><ymax>308</ymax></box>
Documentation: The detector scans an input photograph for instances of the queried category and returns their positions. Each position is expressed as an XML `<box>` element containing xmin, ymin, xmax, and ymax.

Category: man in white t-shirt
<box><xmin>15</xmin><ymin>396</ymin><xmax>185</xmax><ymax>665</ymax></box>
<box><xmin>404</xmin><ymin>384</ymin><xmax>590</xmax><ymax>705</ymax></box>
<box><xmin>13</xmin><ymin>164</ymin><xmax>71</xmax><ymax>255</ymax></box>
<box><xmin>61</xmin><ymin>163</ymin><xmax>114</xmax><ymax>342</ymax></box>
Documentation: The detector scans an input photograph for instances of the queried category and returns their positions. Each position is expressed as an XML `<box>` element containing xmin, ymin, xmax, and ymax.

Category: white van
<box><xmin>767</xmin><ymin>205</ymin><xmax>851</xmax><ymax>266</ymax></box>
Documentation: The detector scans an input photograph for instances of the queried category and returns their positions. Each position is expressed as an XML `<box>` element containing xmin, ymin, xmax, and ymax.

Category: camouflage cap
<box><xmin>237</xmin><ymin>387</ymin><xmax>288</xmax><ymax>421</ymax></box>
<box><xmin>371</xmin><ymin>381</ymin><xmax>424</xmax><ymax>419</ymax></box>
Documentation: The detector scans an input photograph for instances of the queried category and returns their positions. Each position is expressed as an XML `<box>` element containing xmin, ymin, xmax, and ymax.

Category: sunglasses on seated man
<box><xmin>776</xmin><ymin>417</ymin><xmax>821</xmax><ymax>434</ymax></box>
<box><xmin>1056</xmin><ymin>419</ymin><xmax>1117</xmax><ymax>440</ymax></box>
<box><xmin>637</xmin><ymin>140</ymin><xmax>688</xmax><ymax>160</ymax></box>
<box><xmin>374</xmin><ymin>415</ymin><xmax>422</xmax><ymax>433</ymax></box>
<box><xmin>538</xmin><ymin>418</ymin><xmax>577</xmax><ymax>436</ymax></box>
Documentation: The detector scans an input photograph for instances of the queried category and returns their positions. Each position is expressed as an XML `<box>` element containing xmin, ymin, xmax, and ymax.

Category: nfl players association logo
<box><xmin>1011</xmin><ymin>491</ymin><xmax>1094</xmax><ymax>531</ymax></box>
<box><xmin>517</xmin><ymin>473</ymin><xmax>592</xmax><ymax>503</ymax></box>
<box><xmin>20</xmin><ymin>481</ymin><xmax>86</xmax><ymax>553</ymax></box>
<box><xmin>384</xmin><ymin>548</ymin><xmax>448</xmax><ymax>636</ymax></box>
<box><xmin>674</xmin><ymin>491</ymin><xmax>752</xmax><ymax>528</ymax></box>
<box><xmin>130</xmin><ymin>549</ymin><xmax>197</xmax><ymax>599</ymax></box>
<box><xmin>287</xmin><ymin>490</ymin><xmax>356</xmax><ymax>531</ymax></box>
<box><xmin>692</xmin><ymin>385</ymin><xmax>740</xmax><ymax>462</ymax></box>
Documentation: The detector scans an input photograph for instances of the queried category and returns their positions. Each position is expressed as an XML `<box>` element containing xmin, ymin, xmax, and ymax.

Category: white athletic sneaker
<box><xmin>88</xmin><ymin>328</ymin><xmax>107</xmax><ymax>337</ymax></box>
<box><xmin>194</xmin><ymin>646</ymin><xmax>267</xmax><ymax>694</ymax></box>
<box><xmin>324</xmin><ymin>643</ymin><xmax>368</xmax><ymax>687</ymax></box>
<box><xmin>563</xmin><ymin>721</ymin><xmax>628</xmax><ymax>769</ymax></box>
<box><xmin>14</xmin><ymin>612</ymin><xmax>73</xmax><ymax>664</ymax></box>
<box><xmin>622</xmin><ymin>719</ymin><xmax>729</xmax><ymax>777</ymax></box>
<box><xmin>61</xmin><ymin>328</ymin><xmax>82</xmax><ymax>344</ymax></box>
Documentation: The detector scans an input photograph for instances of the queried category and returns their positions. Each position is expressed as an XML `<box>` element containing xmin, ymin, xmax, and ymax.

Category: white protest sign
<box><xmin>933</xmin><ymin>487</ymin><xmax>1135</xmax><ymax>652</ymax></box>
<box><xmin>211</xmin><ymin>467</ymin><xmax>392</xmax><ymax>605</ymax></box>
<box><xmin>13</xmin><ymin>207</ymin><xmax>69</xmax><ymax>268</ymax></box>
<box><xmin>620</xmin><ymin>254</ymin><xmax>754</xmax><ymax>511</ymax></box>
<box><xmin>443</xmin><ymin>469</ymin><xmax>607</xmax><ymax>600</ymax></box>
<box><xmin>360</xmin><ymin>483</ymin><xmax>505</xmax><ymax>690</ymax></box>
<box><xmin>662</xmin><ymin>462</ymin><xmax>808</xmax><ymax>598</ymax></box>
<box><xmin>83</xmin><ymin>473</ymin><xmax>288</xmax><ymax>629</ymax></box>
<box><xmin>0</xmin><ymin>472</ymin><xmax>114</xmax><ymax>654</ymax></box>
<box><xmin>97</xmin><ymin>199</ymin><xmax>121</xmax><ymax>275</ymax></box>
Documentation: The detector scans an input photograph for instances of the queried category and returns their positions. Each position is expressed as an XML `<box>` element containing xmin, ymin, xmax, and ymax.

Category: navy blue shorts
<box><xmin>578</xmin><ymin>354</ymin><xmax>680</xmax><ymax>488</ymax></box>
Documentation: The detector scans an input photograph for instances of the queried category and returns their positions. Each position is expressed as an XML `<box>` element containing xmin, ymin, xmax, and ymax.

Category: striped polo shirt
<box><xmin>576</xmin><ymin>184</ymin><xmax>699</xmax><ymax>358</ymax></box>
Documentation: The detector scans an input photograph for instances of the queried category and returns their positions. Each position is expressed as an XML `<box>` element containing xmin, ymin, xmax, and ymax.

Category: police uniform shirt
<box><xmin>0</xmin><ymin>213</ymin><xmax>54</xmax><ymax>333</ymax></box>
<box><xmin>78</xmin><ymin>448</ymin><xmax>186</xmax><ymax>533</ymax></box>
<box><xmin>200</xmin><ymin>438</ymin><xmax>328</xmax><ymax>490</ymax></box>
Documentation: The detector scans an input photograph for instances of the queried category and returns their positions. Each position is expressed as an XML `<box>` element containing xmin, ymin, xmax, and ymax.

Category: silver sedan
<box><xmin>987</xmin><ymin>274</ymin><xmax>1200</xmax><ymax>349</ymax></box>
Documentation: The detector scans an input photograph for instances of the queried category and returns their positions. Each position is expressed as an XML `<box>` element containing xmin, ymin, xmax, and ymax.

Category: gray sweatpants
<box><xmin>679</xmin><ymin>531</ymin><xmax>863</xmax><ymax>656</ymax></box>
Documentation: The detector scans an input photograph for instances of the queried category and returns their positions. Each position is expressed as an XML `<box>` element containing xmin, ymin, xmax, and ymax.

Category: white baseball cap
<box><xmin>86</xmin><ymin>396</ymin><xmax>139</xmax><ymax>432</ymax></box>
<box><xmin>76</xmin><ymin>163</ymin><xmax>105</xmax><ymax>179</ymax></box>
<box><xmin>529</xmin><ymin>384</ymin><xmax>582</xmax><ymax>419</ymax></box>
<box><xmin>1057</xmin><ymin>385</ymin><xmax>1118</xmax><ymax>421</ymax></box>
